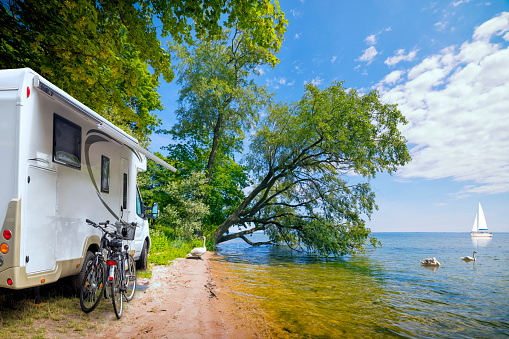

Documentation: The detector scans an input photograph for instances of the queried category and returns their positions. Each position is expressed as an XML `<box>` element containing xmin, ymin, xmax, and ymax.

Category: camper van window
<box><xmin>136</xmin><ymin>186</ymin><xmax>144</xmax><ymax>218</ymax></box>
<box><xmin>122</xmin><ymin>173</ymin><xmax>128</xmax><ymax>209</ymax></box>
<box><xmin>101</xmin><ymin>156</ymin><xmax>110</xmax><ymax>193</ymax></box>
<box><xmin>53</xmin><ymin>114</ymin><xmax>81</xmax><ymax>169</ymax></box>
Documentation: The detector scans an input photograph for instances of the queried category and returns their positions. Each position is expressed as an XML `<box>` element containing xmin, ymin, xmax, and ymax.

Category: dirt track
<box><xmin>93</xmin><ymin>252</ymin><xmax>264</xmax><ymax>338</ymax></box>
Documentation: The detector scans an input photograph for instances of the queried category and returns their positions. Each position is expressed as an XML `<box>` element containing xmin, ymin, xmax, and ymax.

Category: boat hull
<box><xmin>471</xmin><ymin>232</ymin><xmax>493</xmax><ymax>238</ymax></box>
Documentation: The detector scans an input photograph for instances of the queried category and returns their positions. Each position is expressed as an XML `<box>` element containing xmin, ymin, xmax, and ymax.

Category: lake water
<box><xmin>213</xmin><ymin>233</ymin><xmax>509</xmax><ymax>338</ymax></box>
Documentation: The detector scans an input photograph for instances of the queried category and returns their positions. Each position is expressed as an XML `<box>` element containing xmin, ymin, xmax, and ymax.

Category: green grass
<box><xmin>147</xmin><ymin>229</ymin><xmax>203</xmax><ymax>266</ymax></box>
<box><xmin>0</xmin><ymin>280</ymin><xmax>111</xmax><ymax>339</ymax></box>
<box><xmin>0</xmin><ymin>230</ymin><xmax>202</xmax><ymax>338</ymax></box>
<box><xmin>137</xmin><ymin>268</ymin><xmax>153</xmax><ymax>279</ymax></box>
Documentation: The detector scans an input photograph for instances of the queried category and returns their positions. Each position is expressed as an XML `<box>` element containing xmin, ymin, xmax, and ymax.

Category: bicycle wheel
<box><xmin>79</xmin><ymin>259</ymin><xmax>106</xmax><ymax>313</ymax></box>
<box><xmin>124</xmin><ymin>253</ymin><xmax>137</xmax><ymax>302</ymax></box>
<box><xmin>110</xmin><ymin>265</ymin><xmax>123</xmax><ymax>319</ymax></box>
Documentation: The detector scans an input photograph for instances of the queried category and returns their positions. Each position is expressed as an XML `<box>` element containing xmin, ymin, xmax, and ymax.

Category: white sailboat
<box><xmin>471</xmin><ymin>202</ymin><xmax>493</xmax><ymax>237</ymax></box>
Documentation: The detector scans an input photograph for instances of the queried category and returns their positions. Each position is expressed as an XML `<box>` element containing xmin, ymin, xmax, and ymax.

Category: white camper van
<box><xmin>0</xmin><ymin>68</ymin><xmax>176</xmax><ymax>290</ymax></box>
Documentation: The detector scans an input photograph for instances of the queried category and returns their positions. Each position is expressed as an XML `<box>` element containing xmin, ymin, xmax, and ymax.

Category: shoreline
<box><xmin>93</xmin><ymin>251</ymin><xmax>269</xmax><ymax>338</ymax></box>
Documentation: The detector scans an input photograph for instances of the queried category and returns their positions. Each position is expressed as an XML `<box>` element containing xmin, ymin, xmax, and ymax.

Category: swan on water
<box><xmin>187</xmin><ymin>236</ymin><xmax>207</xmax><ymax>259</ymax></box>
<box><xmin>421</xmin><ymin>257</ymin><xmax>440</xmax><ymax>266</ymax></box>
<box><xmin>462</xmin><ymin>251</ymin><xmax>476</xmax><ymax>261</ymax></box>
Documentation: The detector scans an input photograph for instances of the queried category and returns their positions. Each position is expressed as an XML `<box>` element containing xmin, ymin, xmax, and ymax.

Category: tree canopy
<box><xmin>157</xmin><ymin>30</ymin><xmax>272</xmax><ymax>236</ymax></box>
<box><xmin>0</xmin><ymin>0</ymin><xmax>287</xmax><ymax>142</ymax></box>
<box><xmin>168</xmin><ymin>30</ymin><xmax>273</xmax><ymax>182</ymax></box>
<box><xmin>212</xmin><ymin>82</ymin><xmax>411</xmax><ymax>255</ymax></box>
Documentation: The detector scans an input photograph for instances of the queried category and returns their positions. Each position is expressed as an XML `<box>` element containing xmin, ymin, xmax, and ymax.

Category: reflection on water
<box><xmin>214</xmin><ymin>233</ymin><xmax>509</xmax><ymax>338</ymax></box>
<box><xmin>471</xmin><ymin>236</ymin><xmax>492</xmax><ymax>247</ymax></box>
<box><xmin>421</xmin><ymin>265</ymin><xmax>440</xmax><ymax>272</ymax></box>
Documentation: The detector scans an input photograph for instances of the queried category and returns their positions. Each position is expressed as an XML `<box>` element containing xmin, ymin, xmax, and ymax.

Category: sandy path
<box><xmin>93</xmin><ymin>252</ymin><xmax>239</xmax><ymax>339</ymax></box>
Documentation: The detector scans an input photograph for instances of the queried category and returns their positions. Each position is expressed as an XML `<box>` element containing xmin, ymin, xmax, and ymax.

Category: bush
<box><xmin>149</xmin><ymin>229</ymin><xmax>170</xmax><ymax>253</ymax></box>
<box><xmin>147</xmin><ymin>230</ymin><xmax>204</xmax><ymax>265</ymax></box>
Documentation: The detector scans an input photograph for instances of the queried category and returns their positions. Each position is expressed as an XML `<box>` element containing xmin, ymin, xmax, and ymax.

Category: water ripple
<box><xmin>214</xmin><ymin>233</ymin><xmax>509</xmax><ymax>338</ymax></box>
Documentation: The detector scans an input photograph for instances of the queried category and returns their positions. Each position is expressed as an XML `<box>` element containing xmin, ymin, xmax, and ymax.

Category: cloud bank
<box><xmin>376</xmin><ymin>12</ymin><xmax>509</xmax><ymax>197</ymax></box>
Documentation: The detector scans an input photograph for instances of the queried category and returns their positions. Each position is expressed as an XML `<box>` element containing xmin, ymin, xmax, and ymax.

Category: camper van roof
<box><xmin>25</xmin><ymin>69</ymin><xmax>176</xmax><ymax>172</ymax></box>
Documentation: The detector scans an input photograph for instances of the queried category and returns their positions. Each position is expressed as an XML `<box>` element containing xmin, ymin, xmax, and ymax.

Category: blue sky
<box><xmin>153</xmin><ymin>0</ymin><xmax>509</xmax><ymax>232</ymax></box>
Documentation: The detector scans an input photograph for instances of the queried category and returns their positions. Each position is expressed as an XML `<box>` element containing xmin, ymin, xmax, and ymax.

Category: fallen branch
<box><xmin>239</xmin><ymin>235</ymin><xmax>273</xmax><ymax>246</ymax></box>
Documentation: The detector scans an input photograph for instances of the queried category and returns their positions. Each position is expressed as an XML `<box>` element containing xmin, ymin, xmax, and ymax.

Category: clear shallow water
<box><xmin>214</xmin><ymin>233</ymin><xmax>509</xmax><ymax>338</ymax></box>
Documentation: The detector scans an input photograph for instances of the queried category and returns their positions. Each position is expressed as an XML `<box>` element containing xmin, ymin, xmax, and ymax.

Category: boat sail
<box><xmin>471</xmin><ymin>203</ymin><xmax>493</xmax><ymax>237</ymax></box>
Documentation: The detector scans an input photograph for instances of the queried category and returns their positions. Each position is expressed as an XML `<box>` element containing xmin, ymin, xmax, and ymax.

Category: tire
<box><xmin>110</xmin><ymin>265</ymin><xmax>123</xmax><ymax>319</ymax></box>
<box><xmin>71</xmin><ymin>251</ymin><xmax>94</xmax><ymax>293</ymax></box>
<box><xmin>79</xmin><ymin>259</ymin><xmax>106</xmax><ymax>313</ymax></box>
<box><xmin>136</xmin><ymin>241</ymin><xmax>148</xmax><ymax>270</ymax></box>
<box><xmin>124</xmin><ymin>254</ymin><xmax>137</xmax><ymax>302</ymax></box>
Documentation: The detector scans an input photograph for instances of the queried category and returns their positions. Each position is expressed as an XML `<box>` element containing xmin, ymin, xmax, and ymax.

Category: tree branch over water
<box><xmin>213</xmin><ymin>82</ymin><xmax>410</xmax><ymax>256</ymax></box>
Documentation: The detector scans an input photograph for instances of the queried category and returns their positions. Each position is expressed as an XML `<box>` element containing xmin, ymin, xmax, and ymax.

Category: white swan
<box><xmin>187</xmin><ymin>236</ymin><xmax>206</xmax><ymax>259</ymax></box>
<box><xmin>421</xmin><ymin>257</ymin><xmax>440</xmax><ymax>266</ymax></box>
<box><xmin>462</xmin><ymin>251</ymin><xmax>476</xmax><ymax>262</ymax></box>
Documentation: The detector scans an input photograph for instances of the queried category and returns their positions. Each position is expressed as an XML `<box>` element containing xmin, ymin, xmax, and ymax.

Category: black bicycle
<box><xmin>107</xmin><ymin>220</ymin><xmax>137</xmax><ymax>318</ymax></box>
<box><xmin>79</xmin><ymin>219</ymin><xmax>137</xmax><ymax>318</ymax></box>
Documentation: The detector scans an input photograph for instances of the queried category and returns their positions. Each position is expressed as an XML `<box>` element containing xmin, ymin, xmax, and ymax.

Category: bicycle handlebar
<box><xmin>85</xmin><ymin>219</ymin><xmax>119</xmax><ymax>237</ymax></box>
<box><xmin>85</xmin><ymin>219</ymin><xmax>136</xmax><ymax>239</ymax></box>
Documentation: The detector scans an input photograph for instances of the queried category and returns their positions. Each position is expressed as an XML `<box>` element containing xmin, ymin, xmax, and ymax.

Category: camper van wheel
<box><xmin>137</xmin><ymin>242</ymin><xmax>148</xmax><ymax>270</ymax></box>
<box><xmin>71</xmin><ymin>251</ymin><xmax>94</xmax><ymax>293</ymax></box>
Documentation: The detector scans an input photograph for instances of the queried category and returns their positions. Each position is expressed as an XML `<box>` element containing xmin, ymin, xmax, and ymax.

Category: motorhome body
<box><xmin>0</xmin><ymin>68</ymin><xmax>175</xmax><ymax>289</ymax></box>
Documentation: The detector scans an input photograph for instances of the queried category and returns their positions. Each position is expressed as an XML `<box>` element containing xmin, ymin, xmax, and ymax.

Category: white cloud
<box><xmin>267</xmin><ymin>77</ymin><xmax>295</xmax><ymax>89</ymax></box>
<box><xmin>363</xmin><ymin>27</ymin><xmax>391</xmax><ymax>46</ymax></box>
<box><xmin>473</xmin><ymin>11</ymin><xmax>509</xmax><ymax>41</ymax></box>
<box><xmin>357</xmin><ymin>46</ymin><xmax>378</xmax><ymax>64</ymax></box>
<box><xmin>385</xmin><ymin>49</ymin><xmax>419</xmax><ymax>66</ymax></box>
<box><xmin>304</xmin><ymin>76</ymin><xmax>324</xmax><ymax>86</ymax></box>
<box><xmin>294</xmin><ymin>33</ymin><xmax>301</xmax><ymax>40</ymax></box>
<box><xmin>381</xmin><ymin>70</ymin><xmax>404</xmax><ymax>85</ymax></box>
<box><xmin>290</xmin><ymin>9</ymin><xmax>302</xmax><ymax>18</ymax></box>
<box><xmin>434</xmin><ymin>21</ymin><xmax>448</xmax><ymax>31</ymax></box>
<box><xmin>365</xmin><ymin>34</ymin><xmax>377</xmax><ymax>45</ymax></box>
<box><xmin>453</xmin><ymin>0</ymin><xmax>471</xmax><ymax>6</ymax></box>
<box><xmin>255</xmin><ymin>66</ymin><xmax>265</xmax><ymax>75</ymax></box>
<box><xmin>376</xmin><ymin>12</ymin><xmax>509</xmax><ymax>196</ymax></box>
<box><xmin>331</xmin><ymin>56</ymin><xmax>337</xmax><ymax>63</ymax></box>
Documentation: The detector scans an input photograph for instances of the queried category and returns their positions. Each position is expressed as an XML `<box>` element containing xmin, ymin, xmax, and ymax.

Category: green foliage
<box><xmin>157</xmin><ymin>30</ymin><xmax>272</xmax><ymax>235</ymax></box>
<box><xmin>214</xmin><ymin>82</ymin><xmax>411</xmax><ymax>256</ymax></box>
<box><xmin>162</xmin><ymin>172</ymin><xmax>210</xmax><ymax>239</ymax></box>
<box><xmin>139</xmin><ymin>166</ymin><xmax>209</xmax><ymax>239</ymax></box>
<box><xmin>147</xmin><ymin>230</ymin><xmax>203</xmax><ymax>265</ymax></box>
<box><xmin>148</xmin><ymin>229</ymin><xmax>171</xmax><ymax>253</ymax></box>
<box><xmin>203</xmin><ymin>157</ymin><xmax>250</xmax><ymax>234</ymax></box>
<box><xmin>1</xmin><ymin>0</ymin><xmax>164</xmax><ymax>142</ymax></box>
<box><xmin>168</xmin><ymin>31</ymin><xmax>273</xmax><ymax>154</ymax></box>
<box><xmin>156</xmin><ymin>143</ymin><xmax>250</xmax><ymax>236</ymax></box>
<box><xmin>1</xmin><ymin>0</ymin><xmax>287</xmax><ymax>142</ymax></box>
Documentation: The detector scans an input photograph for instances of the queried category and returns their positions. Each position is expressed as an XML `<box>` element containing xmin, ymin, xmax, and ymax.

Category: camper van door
<box><xmin>25</xmin><ymin>166</ymin><xmax>57</xmax><ymax>274</ymax></box>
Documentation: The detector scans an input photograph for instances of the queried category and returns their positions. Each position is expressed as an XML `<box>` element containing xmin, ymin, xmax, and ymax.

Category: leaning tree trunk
<box><xmin>212</xmin><ymin>168</ymin><xmax>275</xmax><ymax>244</ymax></box>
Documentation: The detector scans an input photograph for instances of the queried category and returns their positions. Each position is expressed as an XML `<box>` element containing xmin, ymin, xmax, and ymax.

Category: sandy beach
<box><xmin>94</xmin><ymin>252</ymin><xmax>270</xmax><ymax>338</ymax></box>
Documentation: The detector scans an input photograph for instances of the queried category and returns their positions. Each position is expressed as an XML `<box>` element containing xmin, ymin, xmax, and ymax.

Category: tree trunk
<box><xmin>212</xmin><ymin>169</ymin><xmax>275</xmax><ymax>243</ymax></box>
<box><xmin>206</xmin><ymin>112</ymin><xmax>223</xmax><ymax>184</ymax></box>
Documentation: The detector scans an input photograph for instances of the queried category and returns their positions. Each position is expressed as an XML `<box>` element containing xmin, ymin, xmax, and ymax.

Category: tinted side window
<box><xmin>101</xmin><ymin>156</ymin><xmax>110</xmax><ymax>193</ymax></box>
<box><xmin>122</xmin><ymin>173</ymin><xmax>128</xmax><ymax>209</ymax></box>
<box><xmin>53</xmin><ymin>114</ymin><xmax>81</xmax><ymax>169</ymax></box>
